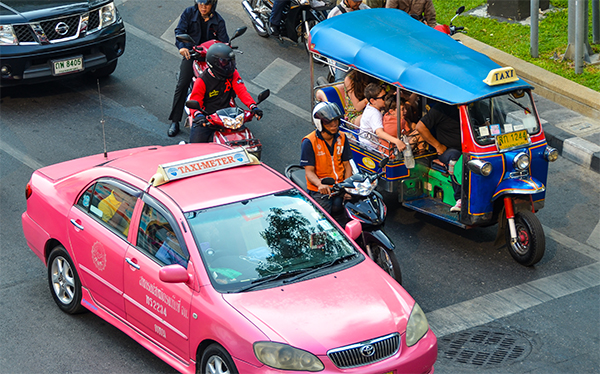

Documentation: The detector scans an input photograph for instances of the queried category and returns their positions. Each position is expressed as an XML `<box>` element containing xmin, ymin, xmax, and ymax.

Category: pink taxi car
<box><xmin>22</xmin><ymin>143</ymin><xmax>437</xmax><ymax>374</ymax></box>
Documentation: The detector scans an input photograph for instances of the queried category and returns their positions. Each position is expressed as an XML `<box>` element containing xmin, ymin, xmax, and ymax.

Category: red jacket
<box><xmin>190</xmin><ymin>69</ymin><xmax>255</xmax><ymax>117</ymax></box>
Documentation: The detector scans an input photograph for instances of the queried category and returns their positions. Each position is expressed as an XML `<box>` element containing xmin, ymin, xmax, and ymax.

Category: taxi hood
<box><xmin>222</xmin><ymin>263</ymin><xmax>414</xmax><ymax>354</ymax></box>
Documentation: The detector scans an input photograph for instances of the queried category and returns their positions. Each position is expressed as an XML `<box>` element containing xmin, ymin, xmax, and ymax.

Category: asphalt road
<box><xmin>1</xmin><ymin>0</ymin><xmax>599</xmax><ymax>373</ymax></box>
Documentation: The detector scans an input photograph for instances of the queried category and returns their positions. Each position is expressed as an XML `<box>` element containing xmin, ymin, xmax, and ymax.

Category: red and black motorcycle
<box><xmin>176</xmin><ymin>27</ymin><xmax>269</xmax><ymax>160</ymax></box>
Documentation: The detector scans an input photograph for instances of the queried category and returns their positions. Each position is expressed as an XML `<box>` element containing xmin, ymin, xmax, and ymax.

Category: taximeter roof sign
<box><xmin>150</xmin><ymin>147</ymin><xmax>255</xmax><ymax>186</ymax></box>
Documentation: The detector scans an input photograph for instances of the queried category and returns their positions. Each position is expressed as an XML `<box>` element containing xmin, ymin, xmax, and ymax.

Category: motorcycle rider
<box><xmin>300</xmin><ymin>102</ymin><xmax>353</xmax><ymax>222</ymax></box>
<box><xmin>269</xmin><ymin>0</ymin><xmax>290</xmax><ymax>36</ymax></box>
<box><xmin>168</xmin><ymin>0</ymin><xmax>229</xmax><ymax>138</ymax></box>
<box><xmin>188</xmin><ymin>43</ymin><xmax>263</xmax><ymax>143</ymax></box>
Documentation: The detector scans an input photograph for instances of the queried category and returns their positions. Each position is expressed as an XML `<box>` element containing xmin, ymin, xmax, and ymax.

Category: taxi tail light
<box><xmin>25</xmin><ymin>182</ymin><xmax>32</xmax><ymax>200</ymax></box>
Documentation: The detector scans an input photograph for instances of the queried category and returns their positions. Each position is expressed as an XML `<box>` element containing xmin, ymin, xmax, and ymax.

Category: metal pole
<box><xmin>563</xmin><ymin>0</ymin><xmax>576</xmax><ymax>60</ymax></box>
<box><xmin>530</xmin><ymin>0</ymin><xmax>539</xmax><ymax>58</ymax></box>
<box><xmin>575</xmin><ymin>0</ymin><xmax>585</xmax><ymax>74</ymax></box>
<box><xmin>593</xmin><ymin>0</ymin><xmax>599</xmax><ymax>44</ymax></box>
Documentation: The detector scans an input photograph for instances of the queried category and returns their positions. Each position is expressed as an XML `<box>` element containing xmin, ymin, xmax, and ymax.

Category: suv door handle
<box><xmin>70</xmin><ymin>219</ymin><xmax>84</xmax><ymax>230</ymax></box>
<box><xmin>126</xmin><ymin>257</ymin><xmax>140</xmax><ymax>270</ymax></box>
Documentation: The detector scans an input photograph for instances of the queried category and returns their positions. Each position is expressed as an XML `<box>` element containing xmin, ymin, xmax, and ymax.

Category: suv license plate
<box><xmin>496</xmin><ymin>129</ymin><xmax>530</xmax><ymax>151</ymax></box>
<box><xmin>52</xmin><ymin>56</ymin><xmax>84</xmax><ymax>76</ymax></box>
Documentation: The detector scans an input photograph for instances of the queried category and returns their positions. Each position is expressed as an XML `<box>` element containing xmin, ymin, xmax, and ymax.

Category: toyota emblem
<box><xmin>55</xmin><ymin>22</ymin><xmax>69</xmax><ymax>36</ymax></box>
<box><xmin>360</xmin><ymin>344</ymin><xmax>375</xmax><ymax>357</ymax></box>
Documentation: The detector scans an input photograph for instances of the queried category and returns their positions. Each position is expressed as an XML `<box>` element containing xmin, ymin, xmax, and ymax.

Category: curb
<box><xmin>455</xmin><ymin>34</ymin><xmax>600</xmax><ymax>174</ymax></box>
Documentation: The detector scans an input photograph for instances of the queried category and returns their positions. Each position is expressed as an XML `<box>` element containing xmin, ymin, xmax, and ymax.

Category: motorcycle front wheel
<box><xmin>370</xmin><ymin>244</ymin><xmax>402</xmax><ymax>285</ymax></box>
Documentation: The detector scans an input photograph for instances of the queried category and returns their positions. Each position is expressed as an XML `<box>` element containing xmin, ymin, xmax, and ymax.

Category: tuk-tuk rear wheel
<box><xmin>505</xmin><ymin>210</ymin><xmax>545</xmax><ymax>266</ymax></box>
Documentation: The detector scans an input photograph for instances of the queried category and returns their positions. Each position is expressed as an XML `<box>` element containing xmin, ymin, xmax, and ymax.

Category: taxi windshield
<box><xmin>185</xmin><ymin>189</ymin><xmax>359</xmax><ymax>292</ymax></box>
<box><xmin>468</xmin><ymin>90</ymin><xmax>540</xmax><ymax>146</ymax></box>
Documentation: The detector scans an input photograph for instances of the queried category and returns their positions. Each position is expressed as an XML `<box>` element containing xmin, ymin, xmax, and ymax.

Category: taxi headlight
<box><xmin>100</xmin><ymin>3</ymin><xmax>117</xmax><ymax>27</ymax></box>
<box><xmin>513</xmin><ymin>152</ymin><xmax>530</xmax><ymax>171</ymax></box>
<box><xmin>0</xmin><ymin>25</ymin><xmax>17</xmax><ymax>45</ymax></box>
<box><xmin>221</xmin><ymin>113</ymin><xmax>244</xmax><ymax>129</ymax></box>
<box><xmin>254</xmin><ymin>342</ymin><xmax>324</xmax><ymax>371</ymax></box>
<box><xmin>345</xmin><ymin>178</ymin><xmax>377</xmax><ymax>196</ymax></box>
<box><xmin>467</xmin><ymin>159</ymin><xmax>492</xmax><ymax>176</ymax></box>
<box><xmin>544</xmin><ymin>147</ymin><xmax>558</xmax><ymax>162</ymax></box>
<box><xmin>406</xmin><ymin>303</ymin><xmax>429</xmax><ymax>347</ymax></box>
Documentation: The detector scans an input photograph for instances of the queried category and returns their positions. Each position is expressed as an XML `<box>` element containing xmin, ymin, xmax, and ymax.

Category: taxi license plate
<box><xmin>52</xmin><ymin>56</ymin><xmax>84</xmax><ymax>76</ymax></box>
<box><xmin>496</xmin><ymin>129</ymin><xmax>530</xmax><ymax>151</ymax></box>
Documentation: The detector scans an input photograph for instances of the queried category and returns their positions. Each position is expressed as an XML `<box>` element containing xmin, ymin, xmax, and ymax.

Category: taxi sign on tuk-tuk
<box><xmin>150</xmin><ymin>147</ymin><xmax>256</xmax><ymax>186</ymax></box>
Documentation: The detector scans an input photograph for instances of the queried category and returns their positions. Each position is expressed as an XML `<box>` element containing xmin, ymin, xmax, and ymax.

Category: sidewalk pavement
<box><xmin>455</xmin><ymin>34</ymin><xmax>600</xmax><ymax>174</ymax></box>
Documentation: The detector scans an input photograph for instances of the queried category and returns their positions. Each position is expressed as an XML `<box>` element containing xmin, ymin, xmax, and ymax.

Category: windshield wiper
<box><xmin>282</xmin><ymin>253</ymin><xmax>358</xmax><ymax>284</ymax></box>
<box><xmin>237</xmin><ymin>269</ymin><xmax>307</xmax><ymax>292</ymax></box>
<box><xmin>507</xmin><ymin>97</ymin><xmax>531</xmax><ymax>114</ymax></box>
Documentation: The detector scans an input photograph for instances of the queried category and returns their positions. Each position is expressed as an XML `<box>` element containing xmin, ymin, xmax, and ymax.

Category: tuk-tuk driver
<box><xmin>301</xmin><ymin>102</ymin><xmax>353</xmax><ymax>223</ymax></box>
<box><xmin>415</xmin><ymin>103</ymin><xmax>462</xmax><ymax>212</ymax></box>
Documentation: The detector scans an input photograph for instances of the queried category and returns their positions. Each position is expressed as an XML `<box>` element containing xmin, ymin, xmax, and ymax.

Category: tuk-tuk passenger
<box><xmin>415</xmin><ymin>103</ymin><xmax>462</xmax><ymax>211</ymax></box>
<box><xmin>344</xmin><ymin>70</ymin><xmax>377</xmax><ymax>126</ymax></box>
<box><xmin>359</xmin><ymin>83</ymin><xmax>406</xmax><ymax>154</ymax></box>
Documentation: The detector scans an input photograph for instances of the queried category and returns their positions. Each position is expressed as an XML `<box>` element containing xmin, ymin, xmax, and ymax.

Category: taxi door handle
<box><xmin>126</xmin><ymin>258</ymin><xmax>140</xmax><ymax>270</ymax></box>
<box><xmin>70</xmin><ymin>219</ymin><xmax>84</xmax><ymax>230</ymax></box>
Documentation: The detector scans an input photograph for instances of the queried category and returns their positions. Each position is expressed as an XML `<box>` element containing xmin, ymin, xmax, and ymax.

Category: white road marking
<box><xmin>0</xmin><ymin>139</ymin><xmax>44</xmax><ymax>170</ymax></box>
<box><xmin>252</xmin><ymin>58</ymin><xmax>301</xmax><ymax>94</ymax></box>
<box><xmin>587</xmin><ymin>220</ymin><xmax>600</xmax><ymax>249</ymax></box>
<box><xmin>426</xmin><ymin>262</ymin><xmax>600</xmax><ymax>337</ymax></box>
<box><xmin>544</xmin><ymin>224</ymin><xmax>600</xmax><ymax>261</ymax></box>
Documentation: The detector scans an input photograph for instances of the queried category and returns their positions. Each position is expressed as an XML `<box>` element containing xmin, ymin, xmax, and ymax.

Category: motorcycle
<box><xmin>285</xmin><ymin>158</ymin><xmax>402</xmax><ymax>284</ymax></box>
<box><xmin>242</xmin><ymin>0</ymin><xmax>333</xmax><ymax>51</ymax></box>
<box><xmin>177</xmin><ymin>27</ymin><xmax>269</xmax><ymax>160</ymax></box>
<box><xmin>434</xmin><ymin>5</ymin><xmax>465</xmax><ymax>36</ymax></box>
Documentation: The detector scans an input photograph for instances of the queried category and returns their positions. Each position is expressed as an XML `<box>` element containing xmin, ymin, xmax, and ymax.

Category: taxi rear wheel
<box><xmin>505</xmin><ymin>210</ymin><xmax>545</xmax><ymax>267</ymax></box>
<box><xmin>199</xmin><ymin>344</ymin><xmax>238</xmax><ymax>374</ymax></box>
<box><xmin>47</xmin><ymin>245</ymin><xmax>86</xmax><ymax>314</ymax></box>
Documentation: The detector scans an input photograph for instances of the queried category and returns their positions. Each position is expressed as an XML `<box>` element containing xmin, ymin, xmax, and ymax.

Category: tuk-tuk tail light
<box><xmin>513</xmin><ymin>152</ymin><xmax>530</xmax><ymax>171</ymax></box>
<box><xmin>544</xmin><ymin>147</ymin><xmax>559</xmax><ymax>162</ymax></box>
<box><xmin>467</xmin><ymin>159</ymin><xmax>492</xmax><ymax>176</ymax></box>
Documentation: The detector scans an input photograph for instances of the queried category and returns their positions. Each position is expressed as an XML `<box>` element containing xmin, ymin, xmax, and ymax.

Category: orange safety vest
<box><xmin>303</xmin><ymin>131</ymin><xmax>347</xmax><ymax>192</ymax></box>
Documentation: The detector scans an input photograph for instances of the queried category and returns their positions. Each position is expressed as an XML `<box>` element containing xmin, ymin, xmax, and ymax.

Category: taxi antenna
<box><xmin>97</xmin><ymin>79</ymin><xmax>108</xmax><ymax>159</ymax></box>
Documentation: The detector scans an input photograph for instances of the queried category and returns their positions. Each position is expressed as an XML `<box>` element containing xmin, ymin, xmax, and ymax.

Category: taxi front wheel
<box><xmin>47</xmin><ymin>245</ymin><xmax>86</xmax><ymax>314</ymax></box>
<box><xmin>506</xmin><ymin>211</ymin><xmax>545</xmax><ymax>267</ymax></box>
<box><xmin>199</xmin><ymin>343</ymin><xmax>238</xmax><ymax>374</ymax></box>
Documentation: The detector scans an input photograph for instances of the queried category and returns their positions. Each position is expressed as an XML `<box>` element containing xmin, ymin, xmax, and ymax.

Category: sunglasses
<box><xmin>373</xmin><ymin>94</ymin><xmax>386</xmax><ymax>101</ymax></box>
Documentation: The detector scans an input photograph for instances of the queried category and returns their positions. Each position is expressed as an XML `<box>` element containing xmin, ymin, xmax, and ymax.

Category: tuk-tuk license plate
<box><xmin>52</xmin><ymin>56</ymin><xmax>84</xmax><ymax>76</ymax></box>
<box><xmin>496</xmin><ymin>129</ymin><xmax>530</xmax><ymax>151</ymax></box>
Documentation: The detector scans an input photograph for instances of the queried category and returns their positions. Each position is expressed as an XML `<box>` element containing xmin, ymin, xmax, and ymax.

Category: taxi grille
<box><xmin>327</xmin><ymin>333</ymin><xmax>400</xmax><ymax>369</ymax></box>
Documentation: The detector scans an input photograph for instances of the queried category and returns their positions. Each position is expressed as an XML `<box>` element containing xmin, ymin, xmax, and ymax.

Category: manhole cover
<box><xmin>438</xmin><ymin>327</ymin><xmax>533</xmax><ymax>368</ymax></box>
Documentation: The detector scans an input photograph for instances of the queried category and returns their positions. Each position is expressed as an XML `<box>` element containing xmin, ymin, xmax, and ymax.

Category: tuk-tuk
<box><xmin>308</xmin><ymin>9</ymin><xmax>558</xmax><ymax>266</ymax></box>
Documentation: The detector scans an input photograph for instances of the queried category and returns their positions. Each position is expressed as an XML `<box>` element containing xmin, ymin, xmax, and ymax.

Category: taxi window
<box><xmin>79</xmin><ymin>181</ymin><xmax>137</xmax><ymax>239</ymax></box>
<box><xmin>186</xmin><ymin>189</ymin><xmax>359</xmax><ymax>293</ymax></box>
<box><xmin>137</xmin><ymin>203</ymin><xmax>188</xmax><ymax>267</ymax></box>
<box><xmin>469</xmin><ymin>91</ymin><xmax>540</xmax><ymax>146</ymax></box>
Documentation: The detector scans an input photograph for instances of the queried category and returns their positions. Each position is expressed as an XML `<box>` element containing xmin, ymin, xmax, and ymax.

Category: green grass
<box><xmin>433</xmin><ymin>0</ymin><xmax>600</xmax><ymax>92</ymax></box>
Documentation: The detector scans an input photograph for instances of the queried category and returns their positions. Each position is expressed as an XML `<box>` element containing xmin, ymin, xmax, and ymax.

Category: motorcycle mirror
<box><xmin>456</xmin><ymin>6</ymin><xmax>465</xmax><ymax>15</ymax></box>
<box><xmin>256</xmin><ymin>89</ymin><xmax>270</xmax><ymax>105</ymax></box>
<box><xmin>321</xmin><ymin>177</ymin><xmax>335</xmax><ymax>186</ymax></box>
<box><xmin>176</xmin><ymin>34</ymin><xmax>196</xmax><ymax>45</ymax></box>
<box><xmin>185</xmin><ymin>100</ymin><xmax>208</xmax><ymax>115</ymax></box>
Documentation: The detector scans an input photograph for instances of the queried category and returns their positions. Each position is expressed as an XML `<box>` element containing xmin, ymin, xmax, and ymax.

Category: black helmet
<box><xmin>312</xmin><ymin>101</ymin><xmax>343</xmax><ymax>132</ymax></box>
<box><xmin>195</xmin><ymin>0</ymin><xmax>216</xmax><ymax>6</ymax></box>
<box><xmin>206</xmin><ymin>43</ymin><xmax>236</xmax><ymax>79</ymax></box>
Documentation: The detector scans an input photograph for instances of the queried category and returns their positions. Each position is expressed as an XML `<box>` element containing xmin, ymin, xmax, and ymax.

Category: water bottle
<box><xmin>402</xmin><ymin>135</ymin><xmax>415</xmax><ymax>169</ymax></box>
<box><xmin>449</xmin><ymin>160</ymin><xmax>456</xmax><ymax>175</ymax></box>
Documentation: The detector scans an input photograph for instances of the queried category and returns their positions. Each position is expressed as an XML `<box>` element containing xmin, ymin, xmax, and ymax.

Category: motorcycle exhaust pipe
<box><xmin>242</xmin><ymin>1</ymin><xmax>266</xmax><ymax>33</ymax></box>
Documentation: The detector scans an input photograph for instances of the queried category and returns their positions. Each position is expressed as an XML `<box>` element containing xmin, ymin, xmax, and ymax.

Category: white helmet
<box><xmin>312</xmin><ymin>101</ymin><xmax>343</xmax><ymax>132</ymax></box>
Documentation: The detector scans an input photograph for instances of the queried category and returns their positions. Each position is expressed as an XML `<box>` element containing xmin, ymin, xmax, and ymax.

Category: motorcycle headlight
<box><xmin>345</xmin><ymin>178</ymin><xmax>377</xmax><ymax>196</ymax></box>
<box><xmin>0</xmin><ymin>25</ymin><xmax>17</xmax><ymax>45</ymax></box>
<box><xmin>513</xmin><ymin>152</ymin><xmax>530</xmax><ymax>171</ymax></box>
<box><xmin>221</xmin><ymin>113</ymin><xmax>244</xmax><ymax>129</ymax></box>
<box><xmin>100</xmin><ymin>3</ymin><xmax>117</xmax><ymax>27</ymax></box>
<box><xmin>406</xmin><ymin>302</ymin><xmax>429</xmax><ymax>347</ymax></box>
<box><xmin>254</xmin><ymin>342</ymin><xmax>324</xmax><ymax>371</ymax></box>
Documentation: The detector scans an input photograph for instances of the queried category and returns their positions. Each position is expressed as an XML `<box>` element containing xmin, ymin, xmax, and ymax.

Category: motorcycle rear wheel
<box><xmin>370</xmin><ymin>244</ymin><xmax>402</xmax><ymax>285</ymax></box>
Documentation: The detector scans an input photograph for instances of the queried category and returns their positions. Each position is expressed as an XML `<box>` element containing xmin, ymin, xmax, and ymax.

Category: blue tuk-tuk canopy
<box><xmin>309</xmin><ymin>8</ymin><xmax>533</xmax><ymax>105</ymax></box>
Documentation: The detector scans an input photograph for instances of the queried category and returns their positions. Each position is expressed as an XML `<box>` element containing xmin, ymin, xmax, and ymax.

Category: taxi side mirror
<box><xmin>345</xmin><ymin>219</ymin><xmax>362</xmax><ymax>240</ymax></box>
<box><xmin>159</xmin><ymin>264</ymin><xmax>190</xmax><ymax>283</ymax></box>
